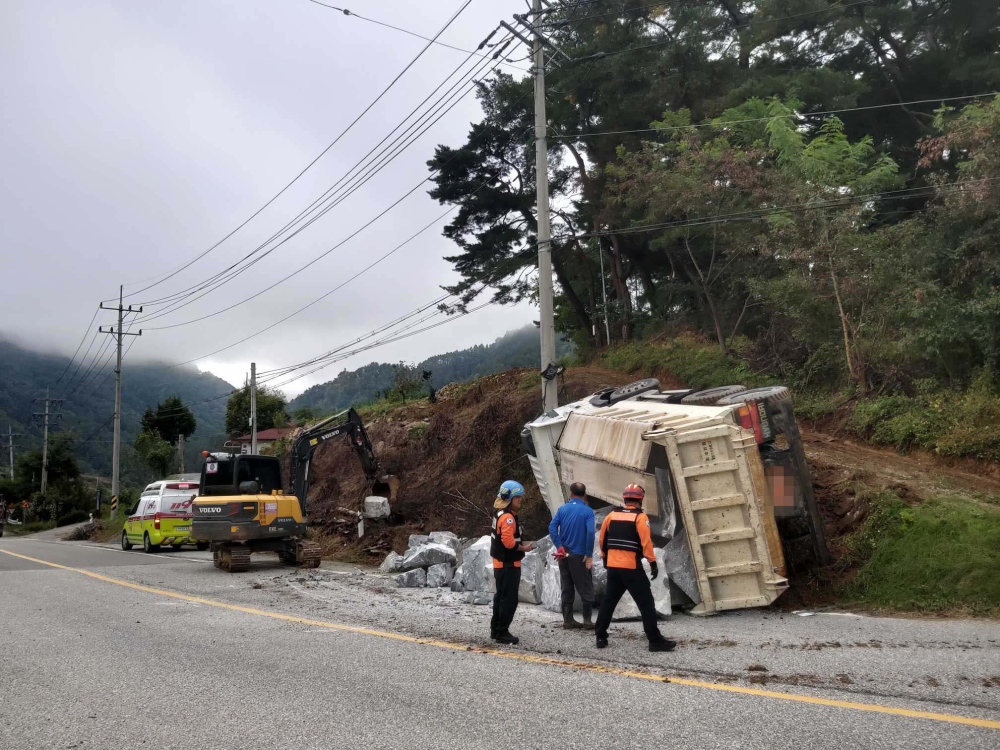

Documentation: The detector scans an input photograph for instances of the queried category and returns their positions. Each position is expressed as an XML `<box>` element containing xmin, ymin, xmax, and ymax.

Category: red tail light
<box><xmin>737</xmin><ymin>402</ymin><xmax>765</xmax><ymax>444</ymax></box>
<box><xmin>154</xmin><ymin>512</ymin><xmax>161</xmax><ymax>530</ymax></box>
<box><xmin>165</xmin><ymin>483</ymin><xmax>198</xmax><ymax>490</ymax></box>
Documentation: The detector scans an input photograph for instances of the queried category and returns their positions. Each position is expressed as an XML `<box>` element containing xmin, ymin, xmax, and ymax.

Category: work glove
<box><xmin>552</xmin><ymin>546</ymin><xmax>568</xmax><ymax>562</ymax></box>
<box><xmin>649</xmin><ymin>561</ymin><xmax>659</xmax><ymax>581</ymax></box>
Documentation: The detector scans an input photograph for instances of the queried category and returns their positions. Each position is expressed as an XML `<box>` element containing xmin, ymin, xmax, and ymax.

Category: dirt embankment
<box><xmin>305</xmin><ymin>368</ymin><xmax>633</xmax><ymax>560</ymax></box>
<box><xmin>304</xmin><ymin>366</ymin><xmax>1000</xmax><ymax>594</ymax></box>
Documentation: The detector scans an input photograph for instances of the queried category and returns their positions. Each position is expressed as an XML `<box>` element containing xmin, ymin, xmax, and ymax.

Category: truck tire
<box><xmin>681</xmin><ymin>385</ymin><xmax>747</xmax><ymax>406</ymax></box>
<box><xmin>716</xmin><ymin>385</ymin><xmax>791</xmax><ymax>408</ymax></box>
<box><xmin>591</xmin><ymin>378</ymin><xmax>661</xmax><ymax>407</ymax></box>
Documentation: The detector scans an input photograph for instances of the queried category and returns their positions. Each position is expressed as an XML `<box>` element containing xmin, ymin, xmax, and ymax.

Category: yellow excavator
<box><xmin>191</xmin><ymin>408</ymin><xmax>398</xmax><ymax>572</ymax></box>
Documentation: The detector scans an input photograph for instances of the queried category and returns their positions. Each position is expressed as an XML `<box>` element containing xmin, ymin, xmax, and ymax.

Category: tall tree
<box><xmin>225</xmin><ymin>385</ymin><xmax>288</xmax><ymax>438</ymax></box>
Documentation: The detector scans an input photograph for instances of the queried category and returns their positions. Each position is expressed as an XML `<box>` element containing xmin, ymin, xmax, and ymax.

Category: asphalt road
<box><xmin>1</xmin><ymin>535</ymin><xmax>999</xmax><ymax>750</ymax></box>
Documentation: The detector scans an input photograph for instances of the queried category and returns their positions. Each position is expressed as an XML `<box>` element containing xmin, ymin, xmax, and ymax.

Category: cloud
<box><xmin>1</xmin><ymin>0</ymin><xmax>533</xmax><ymax>395</ymax></box>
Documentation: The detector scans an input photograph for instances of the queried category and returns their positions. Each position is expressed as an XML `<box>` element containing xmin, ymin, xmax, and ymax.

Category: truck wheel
<box><xmin>590</xmin><ymin>378</ymin><xmax>660</xmax><ymax>407</ymax></box>
<box><xmin>121</xmin><ymin>531</ymin><xmax>132</xmax><ymax>550</ymax></box>
<box><xmin>681</xmin><ymin>385</ymin><xmax>747</xmax><ymax>406</ymax></box>
<box><xmin>716</xmin><ymin>385</ymin><xmax>791</xmax><ymax>408</ymax></box>
<box><xmin>143</xmin><ymin>533</ymin><xmax>160</xmax><ymax>553</ymax></box>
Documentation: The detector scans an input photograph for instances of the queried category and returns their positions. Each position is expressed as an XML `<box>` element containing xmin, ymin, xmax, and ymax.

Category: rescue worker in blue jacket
<box><xmin>490</xmin><ymin>480</ymin><xmax>533</xmax><ymax>645</ymax></box>
<box><xmin>594</xmin><ymin>483</ymin><xmax>676</xmax><ymax>652</ymax></box>
<box><xmin>549</xmin><ymin>482</ymin><xmax>596</xmax><ymax>629</ymax></box>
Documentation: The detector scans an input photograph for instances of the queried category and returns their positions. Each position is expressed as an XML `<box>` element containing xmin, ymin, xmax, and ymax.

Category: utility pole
<box><xmin>504</xmin><ymin>3</ymin><xmax>571</xmax><ymax>411</ymax></box>
<box><xmin>177</xmin><ymin>433</ymin><xmax>185</xmax><ymax>474</ymax></box>
<box><xmin>2</xmin><ymin>423</ymin><xmax>23</xmax><ymax>480</ymax></box>
<box><xmin>32</xmin><ymin>389</ymin><xmax>63</xmax><ymax>494</ymax></box>
<box><xmin>250</xmin><ymin>362</ymin><xmax>258</xmax><ymax>455</ymax></box>
<box><xmin>532</xmin><ymin>0</ymin><xmax>557</xmax><ymax>412</ymax></box>
<box><xmin>100</xmin><ymin>286</ymin><xmax>142</xmax><ymax>517</ymax></box>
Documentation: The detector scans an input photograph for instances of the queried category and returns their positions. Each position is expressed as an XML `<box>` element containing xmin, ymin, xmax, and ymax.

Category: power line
<box><xmin>303</xmin><ymin>0</ymin><xmax>530</xmax><ymax>72</ymax></box>
<box><xmin>109</xmin><ymin>0</ymin><xmax>476</xmax><ymax>302</ymax></box>
<box><xmin>131</xmin><ymin>27</ymin><xmax>517</xmax><ymax>313</ymax></box>
<box><xmin>130</xmin><ymin>32</ymin><xmax>520</xmax><ymax>327</ymax></box>
<box><xmin>549</xmin><ymin>92</ymin><xmax>1000</xmax><ymax>139</ymax></box>
<box><xmin>51</xmin><ymin>305</ymin><xmax>100</xmax><ymax>389</ymax></box>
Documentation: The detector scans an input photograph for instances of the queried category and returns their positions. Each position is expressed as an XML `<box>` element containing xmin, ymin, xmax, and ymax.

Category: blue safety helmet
<box><xmin>497</xmin><ymin>480</ymin><xmax>525</xmax><ymax>502</ymax></box>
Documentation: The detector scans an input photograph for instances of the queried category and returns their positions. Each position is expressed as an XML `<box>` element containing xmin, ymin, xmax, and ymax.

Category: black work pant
<box><xmin>595</xmin><ymin>567</ymin><xmax>663</xmax><ymax>642</ymax></box>
<box><xmin>559</xmin><ymin>553</ymin><xmax>594</xmax><ymax>608</ymax></box>
<box><xmin>491</xmin><ymin>565</ymin><xmax>521</xmax><ymax>636</ymax></box>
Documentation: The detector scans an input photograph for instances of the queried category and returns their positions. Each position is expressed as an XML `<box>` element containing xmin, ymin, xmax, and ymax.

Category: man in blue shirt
<box><xmin>549</xmin><ymin>482</ymin><xmax>596</xmax><ymax>630</ymax></box>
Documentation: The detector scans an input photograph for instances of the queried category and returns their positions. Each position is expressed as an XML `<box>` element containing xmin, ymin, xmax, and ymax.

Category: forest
<box><xmin>428</xmin><ymin>0</ymin><xmax>1000</xmax><ymax>402</ymax></box>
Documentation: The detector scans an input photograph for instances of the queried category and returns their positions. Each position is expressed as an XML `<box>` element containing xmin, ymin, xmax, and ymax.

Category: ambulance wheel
<box><xmin>143</xmin><ymin>533</ymin><xmax>160</xmax><ymax>553</ymax></box>
<box><xmin>121</xmin><ymin>531</ymin><xmax>133</xmax><ymax>551</ymax></box>
<box><xmin>196</xmin><ymin>542</ymin><xmax>209</xmax><ymax>551</ymax></box>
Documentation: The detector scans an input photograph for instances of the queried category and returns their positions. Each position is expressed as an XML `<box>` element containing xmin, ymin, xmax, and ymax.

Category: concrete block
<box><xmin>426</xmin><ymin>563</ymin><xmax>453</xmax><ymax>588</ymax></box>
<box><xmin>379</xmin><ymin>551</ymin><xmax>404</xmax><ymax>573</ymax></box>
<box><xmin>400</xmin><ymin>542</ymin><xmax>458</xmax><ymax>571</ymax></box>
<box><xmin>395</xmin><ymin>568</ymin><xmax>426</xmax><ymax>588</ymax></box>
<box><xmin>364</xmin><ymin>496</ymin><xmax>391</xmax><ymax>519</ymax></box>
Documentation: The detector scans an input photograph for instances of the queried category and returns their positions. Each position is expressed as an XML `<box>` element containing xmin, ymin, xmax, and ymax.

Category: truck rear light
<box><xmin>153</xmin><ymin>512</ymin><xmax>161</xmax><ymax>530</ymax></box>
<box><xmin>737</xmin><ymin>402</ymin><xmax>765</xmax><ymax>444</ymax></box>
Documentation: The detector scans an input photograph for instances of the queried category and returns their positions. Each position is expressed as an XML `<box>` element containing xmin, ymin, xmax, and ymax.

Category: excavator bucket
<box><xmin>371</xmin><ymin>474</ymin><xmax>400</xmax><ymax>504</ymax></box>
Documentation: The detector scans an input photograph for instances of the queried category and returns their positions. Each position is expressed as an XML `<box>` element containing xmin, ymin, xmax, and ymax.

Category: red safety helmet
<box><xmin>622</xmin><ymin>483</ymin><xmax>645</xmax><ymax>502</ymax></box>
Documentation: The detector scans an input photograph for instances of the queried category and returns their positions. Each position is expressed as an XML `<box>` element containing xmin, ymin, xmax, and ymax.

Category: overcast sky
<box><xmin>1</xmin><ymin>0</ymin><xmax>533</xmax><ymax>395</ymax></box>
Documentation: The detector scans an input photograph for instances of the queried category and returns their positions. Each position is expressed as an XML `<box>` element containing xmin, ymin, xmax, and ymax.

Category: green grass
<box><xmin>93</xmin><ymin>506</ymin><xmax>127</xmax><ymax>543</ymax></box>
<box><xmin>356</xmin><ymin>395</ymin><xmax>430</xmax><ymax>419</ymax></box>
<box><xmin>599</xmin><ymin>334</ymin><xmax>773</xmax><ymax>390</ymax></box>
<box><xmin>6</xmin><ymin>521</ymin><xmax>56</xmax><ymax>536</ymax></box>
<box><xmin>840</xmin><ymin>489</ymin><xmax>1000</xmax><ymax>615</ymax></box>
<box><xmin>407</xmin><ymin>423</ymin><xmax>429</xmax><ymax>440</ymax></box>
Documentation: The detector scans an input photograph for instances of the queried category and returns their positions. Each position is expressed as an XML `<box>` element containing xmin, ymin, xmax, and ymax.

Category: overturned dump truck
<box><xmin>522</xmin><ymin>379</ymin><xmax>826</xmax><ymax>615</ymax></box>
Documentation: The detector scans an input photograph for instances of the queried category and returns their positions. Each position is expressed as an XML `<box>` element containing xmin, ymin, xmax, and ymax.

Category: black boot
<box><xmin>581</xmin><ymin>603</ymin><xmax>595</xmax><ymax>630</ymax></box>
<box><xmin>494</xmin><ymin>632</ymin><xmax>519</xmax><ymax>645</ymax></box>
<box><xmin>595</xmin><ymin>636</ymin><xmax>608</xmax><ymax>649</ymax></box>
<box><xmin>648</xmin><ymin>638</ymin><xmax>677</xmax><ymax>652</ymax></box>
<box><xmin>562</xmin><ymin>604</ymin><xmax>582</xmax><ymax>630</ymax></box>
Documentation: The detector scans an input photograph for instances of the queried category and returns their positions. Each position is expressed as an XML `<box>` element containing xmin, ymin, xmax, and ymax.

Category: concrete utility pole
<box><xmin>250</xmin><ymin>362</ymin><xmax>258</xmax><ymax>455</ymax></box>
<box><xmin>32</xmin><ymin>389</ymin><xmax>63</xmax><ymax>495</ymax></box>
<box><xmin>177</xmin><ymin>433</ymin><xmax>185</xmax><ymax>474</ymax></box>
<box><xmin>532</xmin><ymin>0</ymin><xmax>557</xmax><ymax>412</ymax></box>
<box><xmin>100</xmin><ymin>286</ymin><xmax>142</xmax><ymax>517</ymax></box>
<box><xmin>2</xmin><ymin>423</ymin><xmax>23</xmax><ymax>480</ymax></box>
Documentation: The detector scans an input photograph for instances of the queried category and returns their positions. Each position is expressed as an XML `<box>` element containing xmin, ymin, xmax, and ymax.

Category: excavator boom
<box><xmin>290</xmin><ymin>408</ymin><xmax>398</xmax><ymax>514</ymax></box>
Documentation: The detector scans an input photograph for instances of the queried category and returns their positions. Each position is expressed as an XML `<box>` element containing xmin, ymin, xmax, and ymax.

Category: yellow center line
<box><xmin>3</xmin><ymin>546</ymin><xmax>999</xmax><ymax>731</ymax></box>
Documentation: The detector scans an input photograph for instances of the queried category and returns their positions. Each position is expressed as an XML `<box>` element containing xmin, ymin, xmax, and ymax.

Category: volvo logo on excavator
<box><xmin>319</xmin><ymin>429</ymin><xmax>342</xmax><ymax>441</ymax></box>
<box><xmin>200</xmin><ymin>507</ymin><xmax>222</xmax><ymax>514</ymax></box>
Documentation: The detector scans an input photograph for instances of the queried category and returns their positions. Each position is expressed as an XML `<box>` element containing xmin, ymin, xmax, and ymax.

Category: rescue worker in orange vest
<box><xmin>594</xmin><ymin>483</ymin><xmax>676</xmax><ymax>652</ymax></box>
<box><xmin>490</xmin><ymin>480</ymin><xmax>533</xmax><ymax>645</ymax></box>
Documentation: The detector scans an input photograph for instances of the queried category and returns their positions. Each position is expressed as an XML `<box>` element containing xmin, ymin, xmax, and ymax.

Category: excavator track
<box><xmin>282</xmin><ymin>539</ymin><xmax>322</xmax><ymax>569</ymax></box>
<box><xmin>218</xmin><ymin>544</ymin><xmax>251</xmax><ymax>573</ymax></box>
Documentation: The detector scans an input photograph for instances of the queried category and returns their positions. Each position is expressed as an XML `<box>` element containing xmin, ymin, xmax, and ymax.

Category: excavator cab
<box><xmin>191</xmin><ymin>408</ymin><xmax>396</xmax><ymax>573</ymax></box>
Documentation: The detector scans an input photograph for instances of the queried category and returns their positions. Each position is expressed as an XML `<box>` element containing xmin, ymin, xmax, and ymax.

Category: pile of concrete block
<box><xmin>383</xmin><ymin>532</ymin><xmax>461</xmax><ymax>589</ymax></box>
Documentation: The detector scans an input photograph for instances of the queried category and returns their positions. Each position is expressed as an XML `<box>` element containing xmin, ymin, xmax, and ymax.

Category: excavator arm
<box><xmin>290</xmin><ymin>408</ymin><xmax>397</xmax><ymax>515</ymax></box>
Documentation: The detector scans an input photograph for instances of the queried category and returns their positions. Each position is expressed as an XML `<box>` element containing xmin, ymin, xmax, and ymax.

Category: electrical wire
<box><xmin>130</xmin><ymin>33</ymin><xmax>521</xmax><ymax>327</ymax></box>
<box><xmin>303</xmin><ymin>0</ymin><xmax>530</xmax><ymax>72</ymax></box>
<box><xmin>131</xmin><ymin>27</ymin><xmax>516</xmax><ymax>313</ymax></box>
<box><xmin>51</xmin><ymin>305</ymin><xmax>100</xmax><ymax>389</ymax></box>
<box><xmin>549</xmin><ymin>92</ymin><xmax>1000</xmax><ymax>139</ymax></box>
<box><xmin>109</xmin><ymin>0</ymin><xmax>476</xmax><ymax>301</ymax></box>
